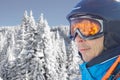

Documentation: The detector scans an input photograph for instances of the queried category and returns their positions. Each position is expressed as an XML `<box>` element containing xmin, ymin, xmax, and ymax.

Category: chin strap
<box><xmin>102</xmin><ymin>55</ymin><xmax>120</xmax><ymax>80</ymax></box>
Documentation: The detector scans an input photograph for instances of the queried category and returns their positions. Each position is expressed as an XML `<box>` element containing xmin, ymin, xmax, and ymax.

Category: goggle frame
<box><xmin>69</xmin><ymin>16</ymin><xmax>104</xmax><ymax>40</ymax></box>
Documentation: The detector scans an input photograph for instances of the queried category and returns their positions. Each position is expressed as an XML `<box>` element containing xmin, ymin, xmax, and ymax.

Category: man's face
<box><xmin>75</xmin><ymin>35</ymin><xmax>104</xmax><ymax>62</ymax></box>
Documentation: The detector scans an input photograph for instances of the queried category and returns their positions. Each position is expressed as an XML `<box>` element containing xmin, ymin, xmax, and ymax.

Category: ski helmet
<box><xmin>67</xmin><ymin>0</ymin><xmax>120</xmax><ymax>21</ymax></box>
<box><xmin>67</xmin><ymin>0</ymin><xmax>120</xmax><ymax>50</ymax></box>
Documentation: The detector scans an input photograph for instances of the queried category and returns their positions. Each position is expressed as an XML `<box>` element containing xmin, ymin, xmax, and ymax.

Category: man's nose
<box><xmin>75</xmin><ymin>35</ymin><xmax>85</xmax><ymax>42</ymax></box>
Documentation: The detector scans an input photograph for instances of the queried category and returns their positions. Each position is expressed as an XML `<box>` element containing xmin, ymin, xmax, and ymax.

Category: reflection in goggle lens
<box><xmin>70</xmin><ymin>17</ymin><xmax>103</xmax><ymax>40</ymax></box>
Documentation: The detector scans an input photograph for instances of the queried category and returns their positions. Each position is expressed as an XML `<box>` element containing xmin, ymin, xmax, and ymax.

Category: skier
<box><xmin>67</xmin><ymin>0</ymin><xmax>120</xmax><ymax>80</ymax></box>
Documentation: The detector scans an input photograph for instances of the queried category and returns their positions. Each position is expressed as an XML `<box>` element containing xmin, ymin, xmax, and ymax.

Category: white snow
<box><xmin>0</xmin><ymin>11</ymin><xmax>83</xmax><ymax>80</ymax></box>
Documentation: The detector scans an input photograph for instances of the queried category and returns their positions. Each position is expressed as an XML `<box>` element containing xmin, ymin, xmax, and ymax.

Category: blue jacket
<box><xmin>80</xmin><ymin>57</ymin><xmax>120</xmax><ymax>80</ymax></box>
<box><xmin>79</xmin><ymin>47</ymin><xmax>120</xmax><ymax>80</ymax></box>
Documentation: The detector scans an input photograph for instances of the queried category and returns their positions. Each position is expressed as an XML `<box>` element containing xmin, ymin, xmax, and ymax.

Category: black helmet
<box><xmin>67</xmin><ymin>0</ymin><xmax>120</xmax><ymax>21</ymax></box>
<box><xmin>67</xmin><ymin>0</ymin><xmax>120</xmax><ymax>50</ymax></box>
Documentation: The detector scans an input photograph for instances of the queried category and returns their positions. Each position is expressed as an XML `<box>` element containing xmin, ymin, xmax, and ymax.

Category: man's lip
<box><xmin>79</xmin><ymin>48</ymin><xmax>90</xmax><ymax>51</ymax></box>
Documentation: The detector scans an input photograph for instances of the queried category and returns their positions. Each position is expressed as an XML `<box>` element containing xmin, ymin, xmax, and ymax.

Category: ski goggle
<box><xmin>69</xmin><ymin>16</ymin><xmax>104</xmax><ymax>40</ymax></box>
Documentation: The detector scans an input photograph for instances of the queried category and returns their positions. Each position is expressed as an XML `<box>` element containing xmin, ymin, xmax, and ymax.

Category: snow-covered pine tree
<box><xmin>0</xmin><ymin>11</ymin><xmax>46</xmax><ymax>80</ymax></box>
<box><xmin>15</xmin><ymin>11</ymin><xmax>46</xmax><ymax>80</ymax></box>
<box><xmin>0</xmin><ymin>29</ymin><xmax>9</xmax><ymax>62</ymax></box>
<box><xmin>29</xmin><ymin>10</ymin><xmax>37</xmax><ymax>30</ymax></box>
<box><xmin>66</xmin><ymin>41</ymin><xmax>82</xmax><ymax>80</ymax></box>
<box><xmin>58</xmin><ymin>39</ymin><xmax>68</xmax><ymax>80</ymax></box>
<box><xmin>7</xmin><ymin>32</ymin><xmax>16</xmax><ymax>62</ymax></box>
<box><xmin>53</xmin><ymin>30</ymin><xmax>68</xmax><ymax>80</ymax></box>
<box><xmin>0</xmin><ymin>11</ymin><xmax>83</xmax><ymax>80</ymax></box>
<box><xmin>14</xmin><ymin>10</ymin><xmax>29</xmax><ymax>57</ymax></box>
<box><xmin>37</xmin><ymin>15</ymin><xmax>59</xmax><ymax>80</ymax></box>
<box><xmin>18</xmin><ymin>10</ymin><xmax>35</xmax><ymax>59</ymax></box>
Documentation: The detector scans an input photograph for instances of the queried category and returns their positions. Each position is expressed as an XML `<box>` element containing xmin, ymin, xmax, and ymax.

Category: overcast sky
<box><xmin>0</xmin><ymin>0</ymin><xmax>80</xmax><ymax>26</ymax></box>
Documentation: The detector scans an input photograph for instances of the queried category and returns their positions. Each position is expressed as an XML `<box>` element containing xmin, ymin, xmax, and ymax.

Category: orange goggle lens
<box><xmin>71</xmin><ymin>18</ymin><xmax>101</xmax><ymax>37</ymax></box>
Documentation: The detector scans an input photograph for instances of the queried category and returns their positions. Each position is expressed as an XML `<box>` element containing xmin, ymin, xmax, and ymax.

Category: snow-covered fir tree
<box><xmin>53</xmin><ymin>30</ymin><xmax>68</xmax><ymax>80</ymax></box>
<box><xmin>0</xmin><ymin>11</ymin><xmax>83</xmax><ymax>80</ymax></box>
<box><xmin>67</xmin><ymin>41</ymin><xmax>82</xmax><ymax>80</ymax></box>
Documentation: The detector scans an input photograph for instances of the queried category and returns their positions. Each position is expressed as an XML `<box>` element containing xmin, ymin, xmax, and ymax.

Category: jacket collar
<box><xmin>86</xmin><ymin>46</ymin><xmax>120</xmax><ymax>67</ymax></box>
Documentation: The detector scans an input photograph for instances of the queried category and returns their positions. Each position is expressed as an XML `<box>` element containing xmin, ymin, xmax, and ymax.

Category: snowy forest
<box><xmin>0</xmin><ymin>11</ymin><xmax>83</xmax><ymax>80</ymax></box>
